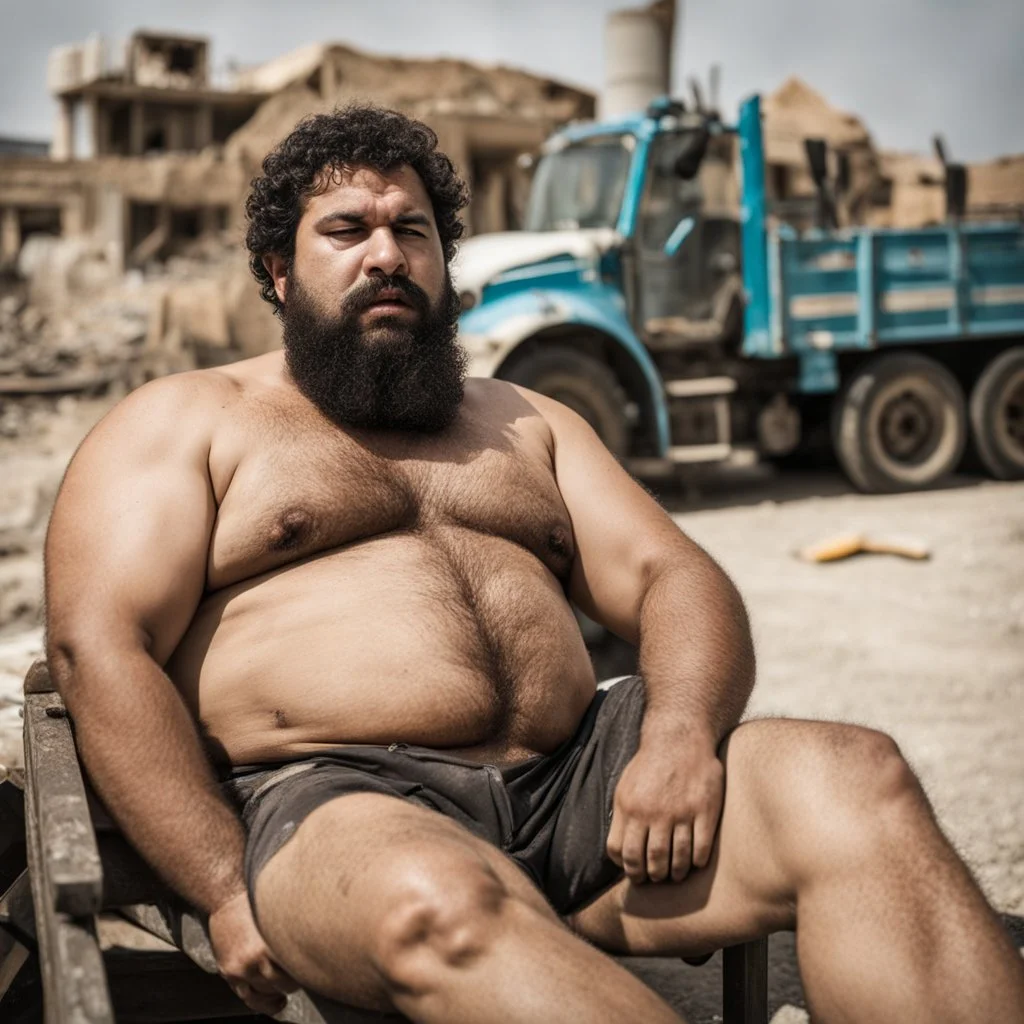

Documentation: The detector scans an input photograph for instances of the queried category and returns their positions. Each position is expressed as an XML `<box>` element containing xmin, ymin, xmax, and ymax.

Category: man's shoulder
<box><xmin>463</xmin><ymin>376</ymin><xmax>556</xmax><ymax>447</ymax></box>
<box><xmin>464</xmin><ymin>376</ymin><xmax>550</xmax><ymax>422</ymax></box>
<box><xmin>83</xmin><ymin>353</ymin><xmax>285</xmax><ymax>462</ymax></box>
<box><xmin>119</xmin><ymin>353</ymin><xmax>283</xmax><ymax>423</ymax></box>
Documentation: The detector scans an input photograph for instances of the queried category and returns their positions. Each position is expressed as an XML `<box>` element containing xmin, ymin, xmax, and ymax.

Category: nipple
<box><xmin>548</xmin><ymin>525</ymin><xmax>572</xmax><ymax>557</ymax></box>
<box><xmin>270</xmin><ymin>508</ymin><xmax>314</xmax><ymax>551</ymax></box>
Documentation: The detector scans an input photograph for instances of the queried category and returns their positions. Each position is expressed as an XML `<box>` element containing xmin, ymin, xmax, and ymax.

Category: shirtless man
<box><xmin>45</xmin><ymin>107</ymin><xmax>1023</xmax><ymax>1024</ymax></box>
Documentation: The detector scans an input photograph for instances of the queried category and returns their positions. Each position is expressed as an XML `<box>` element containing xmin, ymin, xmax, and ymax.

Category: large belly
<box><xmin>167</xmin><ymin>528</ymin><xmax>596</xmax><ymax>765</ymax></box>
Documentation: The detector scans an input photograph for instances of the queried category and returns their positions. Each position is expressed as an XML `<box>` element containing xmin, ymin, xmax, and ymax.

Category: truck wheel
<box><xmin>832</xmin><ymin>353</ymin><xmax>967</xmax><ymax>493</ymax></box>
<box><xmin>969</xmin><ymin>347</ymin><xmax>1024</xmax><ymax>480</ymax></box>
<box><xmin>504</xmin><ymin>346</ymin><xmax>630</xmax><ymax>457</ymax></box>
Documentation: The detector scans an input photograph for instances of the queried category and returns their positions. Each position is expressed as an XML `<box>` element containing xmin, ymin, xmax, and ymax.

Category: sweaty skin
<box><xmin>166</xmin><ymin>362</ymin><xmax>597</xmax><ymax>766</ymax></box>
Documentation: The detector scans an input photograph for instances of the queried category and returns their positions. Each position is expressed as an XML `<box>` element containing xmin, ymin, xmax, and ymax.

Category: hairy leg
<box><xmin>572</xmin><ymin>719</ymin><xmax>1024</xmax><ymax>1024</ymax></box>
<box><xmin>253</xmin><ymin>792</ymin><xmax>685</xmax><ymax>1024</ymax></box>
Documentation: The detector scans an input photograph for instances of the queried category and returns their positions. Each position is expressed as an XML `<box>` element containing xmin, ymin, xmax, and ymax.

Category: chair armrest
<box><xmin>23</xmin><ymin>660</ymin><xmax>103</xmax><ymax>916</ymax></box>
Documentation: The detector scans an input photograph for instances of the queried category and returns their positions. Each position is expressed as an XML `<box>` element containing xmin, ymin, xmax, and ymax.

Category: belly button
<box><xmin>273</xmin><ymin>710</ymin><xmax>288</xmax><ymax>729</ymax></box>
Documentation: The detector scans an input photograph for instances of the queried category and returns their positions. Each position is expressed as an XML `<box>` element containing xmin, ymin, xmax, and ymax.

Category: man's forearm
<box><xmin>49</xmin><ymin>643</ymin><xmax>247</xmax><ymax>915</ymax></box>
<box><xmin>636</xmin><ymin>552</ymin><xmax>755</xmax><ymax>745</ymax></box>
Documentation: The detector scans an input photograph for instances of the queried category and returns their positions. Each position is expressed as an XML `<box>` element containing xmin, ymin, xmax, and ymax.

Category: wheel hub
<box><xmin>880</xmin><ymin>391</ymin><xmax>935</xmax><ymax>462</ymax></box>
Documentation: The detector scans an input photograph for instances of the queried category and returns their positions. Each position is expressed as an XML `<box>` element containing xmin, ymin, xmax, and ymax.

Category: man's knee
<box><xmin>736</xmin><ymin>720</ymin><xmax>925</xmax><ymax>874</ymax></box>
<box><xmin>372</xmin><ymin>851</ymin><xmax>516</xmax><ymax>997</ymax></box>
<box><xmin>799</xmin><ymin>722</ymin><xmax>920</xmax><ymax>813</ymax></box>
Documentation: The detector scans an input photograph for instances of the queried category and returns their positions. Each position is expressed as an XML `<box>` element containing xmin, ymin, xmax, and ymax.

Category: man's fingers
<box><xmin>646</xmin><ymin>824</ymin><xmax>673</xmax><ymax>883</ymax></box>
<box><xmin>232</xmin><ymin>980</ymin><xmax>287</xmax><ymax>1016</ymax></box>
<box><xmin>621</xmin><ymin>821</ymin><xmax>649</xmax><ymax>884</ymax></box>
<box><xmin>606</xmin><ymin>809</ymin><xmax>624</xmax><ymax>867</ymax></box>
<box><xmin>692</xmin><ymin>806</ymin><xmax>720</xmax><ymax>870</ymax></box>
<box><xmin>670</xmin><ymin>821</ymin><xmax>693</xmax><ymax>883</ymax></box>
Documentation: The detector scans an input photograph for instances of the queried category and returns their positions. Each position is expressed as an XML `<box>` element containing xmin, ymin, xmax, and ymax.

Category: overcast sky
<box><xmin>1</xmin><ymin>0</ymin><xmax>1022</xmax><ymax>161</ymax></box>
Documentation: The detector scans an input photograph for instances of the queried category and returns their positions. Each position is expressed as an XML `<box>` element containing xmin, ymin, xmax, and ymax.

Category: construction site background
<box><xmin>0</xmin><ymin>26</ymin><xmax>1022</xmax><ymax>644</ymax></box>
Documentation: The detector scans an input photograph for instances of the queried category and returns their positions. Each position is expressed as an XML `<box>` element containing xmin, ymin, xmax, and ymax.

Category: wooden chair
<box><xmin>0</xmin><ymin>661</ymin><xmax>769</xmax><ymax>1023</ymax></box>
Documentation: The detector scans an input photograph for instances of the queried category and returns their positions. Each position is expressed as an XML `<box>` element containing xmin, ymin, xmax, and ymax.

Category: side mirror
<box><xmin>673</xmin><ymin>127</ymin><xmax>710</xmax><ymax>181</ymax></box>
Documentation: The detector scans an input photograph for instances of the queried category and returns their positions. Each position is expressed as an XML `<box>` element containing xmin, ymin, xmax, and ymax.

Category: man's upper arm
<box><xmin>518</xmin><ymin>386</ymin><xmax>705</xmax><ymax>643</ymax></box>
<box><xmin>45</xmin><ymin>374</ymin><xmax>219</xmax><ymax>668</ymax></box>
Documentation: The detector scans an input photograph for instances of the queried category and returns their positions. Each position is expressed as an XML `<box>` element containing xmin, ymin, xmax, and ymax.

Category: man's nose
<box><xmin>363</xmin><ymin>226</ymin><xmax>408</xmax><ymax>279</ymax></box>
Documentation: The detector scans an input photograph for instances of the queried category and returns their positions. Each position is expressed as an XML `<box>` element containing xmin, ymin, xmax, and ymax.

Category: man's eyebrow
<box><xmin>314</xmin><ymin>211</ymin><xmax>366</xmax><ymax>230</ymax></box>
<box><xmin>314</xmin><ymin>211</ymin><xmax>432</xmax><ymax>230</ymax></box>
<box><xmin>394</xmin><ymin>212</ymin><xmax>431</xmax><ymax>228</ymax></box>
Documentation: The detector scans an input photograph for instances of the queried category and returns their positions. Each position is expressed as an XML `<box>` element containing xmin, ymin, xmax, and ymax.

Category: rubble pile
<box><xmin>0</xmin><ymin>290</ymin><xmax>148</xmax><ymax>388</ymax></box>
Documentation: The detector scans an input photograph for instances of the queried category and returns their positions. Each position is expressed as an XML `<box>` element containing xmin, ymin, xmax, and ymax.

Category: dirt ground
<box><xmin>0</xmin><ymin>407</ymin><xmax>1021</xmax><ymax>1020</ymax></box>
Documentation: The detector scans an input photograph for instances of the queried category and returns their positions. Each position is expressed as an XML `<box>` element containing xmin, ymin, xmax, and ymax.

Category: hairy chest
<box><xmin>206</xmin><ymin>414</ymin><xmax>575</xmax><ymax>592</ymax></box>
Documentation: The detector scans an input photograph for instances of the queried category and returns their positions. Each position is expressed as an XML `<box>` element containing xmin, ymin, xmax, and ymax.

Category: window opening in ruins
<box><xmin>143</xmin><ymin>126</ymin><xmax>166</xmax><ymax>153</ymax></box>
<box><xmin>170</xmin><ymin>208</ymin><xmax>202</xmax><ymax>242</ymax></box>
<box><xmin>107</xmin><ymin>102</ymin><xmax>132</xmax><ymax>156</ymax></box>
<box><xmin>128</xmin><ymin>202</ymin><xmax>160</xmax><ymax>260</ymax></box>
<box><xmin>212</xmin><ymin>104</ymin><xmax>257</xmax><ymax>144</ymax></box>
<box><xmin>134</xmin><ymin>36</ymin><xmax>206</xmax><ymax>90</ymax></box>
<box><xmin>17</xmin><ymin>207</ymin><xmax>62</xmax><ymax>243</ymax></box>
<box><xmin>872</xmin><ymin>177</ymin><xmax>894</xmax><ymax>208</ymax></box>
<box><xmin>168</xmin><ymin>45</ymin><xmax>197</xmax><ymax>75</ymax></box>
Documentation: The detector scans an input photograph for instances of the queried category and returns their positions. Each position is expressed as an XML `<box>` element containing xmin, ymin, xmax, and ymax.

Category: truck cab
<box><xmin>456</xmin><ymin>96</ymin><xmax>1024</xmax><ymax>491</ymax></box>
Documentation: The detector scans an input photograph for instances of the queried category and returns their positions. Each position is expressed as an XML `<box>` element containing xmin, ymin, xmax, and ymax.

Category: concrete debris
<box><xmin>769</xmin><ymin>1008</ymin><xmax>810</xmax><ymax>1024</ymax></box>
<box><xmin>0</xmin><ymin>285</ymin><xmax>146</xmax><ymax>388</ymax></box>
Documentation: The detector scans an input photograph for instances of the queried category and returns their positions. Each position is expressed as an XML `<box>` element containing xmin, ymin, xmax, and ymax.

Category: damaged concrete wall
<box><xmin>225</xmin><ymin>43</ymin><xmax>594</xmax><ymax>238</ymax></box>
<box><xmin>761</xmin><ymin>77</ymin><xmax>885</xmax><ymax>227</ymax></box>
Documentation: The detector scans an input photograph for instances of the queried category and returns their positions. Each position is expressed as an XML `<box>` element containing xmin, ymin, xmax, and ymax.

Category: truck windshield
<box><xmin>525</xmin><ymin>136</ymin><xmax>632</xmax><ymax>232</ymax></box>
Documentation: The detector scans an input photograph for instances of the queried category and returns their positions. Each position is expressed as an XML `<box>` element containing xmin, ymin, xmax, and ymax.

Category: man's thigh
<box><xmin>569</xmin><ymin>718</ymin><xmax>893</xmax><ymax>956</ymax></box>
<box><xmin>253</xmin><ymin>791</ymin><xmax>558</xmax><ymax>1010</ymax></box>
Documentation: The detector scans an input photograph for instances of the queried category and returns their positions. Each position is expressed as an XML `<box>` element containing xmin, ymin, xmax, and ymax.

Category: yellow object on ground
<box><xmin>797</xmin><ymin>534</ymin><xmax>931</xmax><ymax>563</ymax></box>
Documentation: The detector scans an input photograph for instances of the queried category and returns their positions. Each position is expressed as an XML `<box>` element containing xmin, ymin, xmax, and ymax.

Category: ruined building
<box><xmin>0</xmin><ymin>31</ymin><xmax>594</xmax><ymax>278</ymax></box>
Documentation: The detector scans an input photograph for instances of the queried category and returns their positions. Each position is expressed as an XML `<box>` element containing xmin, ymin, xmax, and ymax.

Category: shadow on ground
<box><xmin>650</xmin><ymin>465</ymin><xmax>988</xmax><ymax>516</ymax></box>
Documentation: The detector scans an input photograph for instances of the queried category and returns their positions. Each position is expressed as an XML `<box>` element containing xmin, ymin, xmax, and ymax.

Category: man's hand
<box><xmin>607</xmin><ymin>730</ymin><xmax>725</xmax><ymax>885</ymax></box>
<box><xmin>208</xmin><ymin>891</ymin><xmax>299</xmax><ymax>1016</ymax></box>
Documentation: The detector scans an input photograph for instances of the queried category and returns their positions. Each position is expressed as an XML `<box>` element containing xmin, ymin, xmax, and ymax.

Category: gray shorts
<box><xmin>221</xmin><ymin>675</ymin><xmax>645</xmax><ymax>916</ymax></box>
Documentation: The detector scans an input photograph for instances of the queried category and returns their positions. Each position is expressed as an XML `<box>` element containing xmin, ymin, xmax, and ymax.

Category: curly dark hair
<box><xmin>245</xmin><ymin>105</ymin><xmax>470</xmax><ymax>312</ymax></box>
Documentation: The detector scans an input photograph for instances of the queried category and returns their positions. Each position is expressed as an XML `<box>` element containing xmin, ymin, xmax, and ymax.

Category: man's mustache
<box><xmin>342</xmin><ymin>275</ymin><xmax>432</xmax><ymax>318</ymax></box>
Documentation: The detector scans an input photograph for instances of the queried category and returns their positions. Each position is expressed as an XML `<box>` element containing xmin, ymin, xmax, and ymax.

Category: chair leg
<box><xmin>0</xmin><ymin>934</ymin><xmax>30</xmax><ymax>1001</ymax></box>
<box><xmin>723</xmin><ymin>938</ymin><xmax>769</xmax><ymax>1024</ymax></box>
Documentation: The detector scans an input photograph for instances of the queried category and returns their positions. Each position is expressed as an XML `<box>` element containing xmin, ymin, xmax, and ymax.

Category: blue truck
<box><xmin>454</xmin><ymin>95</ymin><xmax>1024</xmax><ymax>492</ymax></box>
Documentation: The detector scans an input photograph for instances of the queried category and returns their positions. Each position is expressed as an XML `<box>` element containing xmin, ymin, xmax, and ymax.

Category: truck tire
<box><xmin>832</xmin><ymin>353</ymin><xmax>967</xmax><ymax>493</ymax></box>
<box><xmin>969</xmin><ymin>347</ymin><xmax>1024</xmax><ymax>480</ymax></box>
<box><xmin>504</xmin><ymin>346</ymin><xmax>630</xmax><ymax>457</ymax></box>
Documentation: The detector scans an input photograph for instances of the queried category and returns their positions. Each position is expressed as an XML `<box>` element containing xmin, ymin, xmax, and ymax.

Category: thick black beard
<box><xmin>281</xmin><ymin>271</ymin><xmax>466</xmax><ymax>433</ymax></box>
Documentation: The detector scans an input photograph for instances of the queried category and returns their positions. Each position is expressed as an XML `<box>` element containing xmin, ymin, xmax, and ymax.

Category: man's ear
<box><xmin>263</xmin><ymin>253</ymin><xmax>289</xmax><ymax>306</ymax></box>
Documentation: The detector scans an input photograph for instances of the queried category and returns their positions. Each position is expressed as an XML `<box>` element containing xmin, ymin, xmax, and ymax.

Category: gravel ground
<box><xmin>1</xmin><ymin>458</ymin><xmax>1021</xmax><ymax>1021</ymax></box>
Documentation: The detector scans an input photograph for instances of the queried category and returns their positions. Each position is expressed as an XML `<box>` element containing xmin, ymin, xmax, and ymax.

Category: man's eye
<box><xmin>397</xmin><ymin>228</ymin><xmax>425</xmax><ymax>237</ymax></box>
